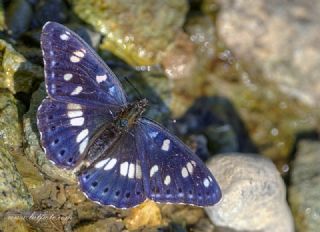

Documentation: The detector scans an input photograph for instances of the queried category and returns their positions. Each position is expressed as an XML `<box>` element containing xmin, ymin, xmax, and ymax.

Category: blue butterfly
<box><xmin>37</xmin><ymin>22</ymin><xmax>221</xmax><ymax>208</ymax></box>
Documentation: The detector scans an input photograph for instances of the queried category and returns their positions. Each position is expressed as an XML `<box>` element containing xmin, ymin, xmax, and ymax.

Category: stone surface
<box><xmin>70</xmin><ymin>0</ymin><xmax>188</xmax><ymax>66</ymax></box>
<box><xmin>23</xmin><ymin>83</ymin><xmax>76</xmax><ymax>183</ymax></box>
<box><xmin>0</xmin><ymin>39</ymin><xmax>43</xmax><ymax>94</ymax></box>
<box><xmin>5</xmin><ymin>0</ymin><xmax>33</xmax><ymax>38</ymax></box>
<box><xmin>0</xmin><ymin>90</ymin><xmax>23</xmax><ymax>152</ymax></box>
<box><xmin>0</xmin><ymin>145</ymin><xmax>33</xmax><ymax>212</ymax></box>
<box><xmin>124</xmin><ymin>200</ymin><xmax>162</xmax><ymax>230</ymax></box>
<box><xmin>205</xmin><ymin>154</ymin><xmax>294</xmax><ymax>232</ymax></box>
<box><xmin>289</xmin><ymin>140</ymin><xmax>320</xmax><ymax>232</ymax></box>
<box><xmin>216</xmin><ymin>0</ymin><xmax>320</xmax><ymax>106</ymax></box>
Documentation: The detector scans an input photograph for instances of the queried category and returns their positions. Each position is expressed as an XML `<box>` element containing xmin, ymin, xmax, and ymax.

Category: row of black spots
<box><xmin>150</xmin><ymin>185</ymin><xmax>210</xmax><ymax>198</ymax></box>
<box><xmin>88</xmin><ymin>181</ymin><xmax>140</xmax><ymax>200</ymax></box>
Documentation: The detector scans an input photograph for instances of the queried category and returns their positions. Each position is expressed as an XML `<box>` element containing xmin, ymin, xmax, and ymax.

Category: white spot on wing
<box><xmin>120</xmin><ymin>162</ymin><xmax>129</xmax><ymax>176</ymax></box>
<box><xmin>109</xmin><ymin>86</ymin><xmax>115</xmax><ymax>95</ymax></box>
<box><xmin>70</xmin><ymin>55</ymin><xmax>80</xmax><ymax>63</ymax></box>
<box><xmin>161</xmin><ymin>139</ymin><xmax>171</xmax><ymax>151</ymax></box>
<box><xmin>104</xmin><ymin>158</ymin><xmax>117</xmax><ymax>170</ymax></box>
<box><xmin>74</xmin><ymin>50</ymin><xmax>85</xmax><ymax>58</ymax></box>
<box><xmin>203</xmin><ymin>178</ymin><xmax>210</xmax><ymax>187</ymax></box>
<box><xmin>186</xmin><ymin>162</ymin><xmax>194</xmax><ymax>174</ymax></box>
<box><xmin>76</xmin><ymin>129</ymin><xmax>88</xmax><ymax>143</ymax></box>
<box><xmin>135</xmin><ymin>164</ymin><xmax>142</xmax><ymax>179</ymax></box>
<box><xmin>128</xmin><ymin>163</ymin><xmax>135</xmax><ymax>179</ymax></box>
<box><xmin>67</xmin><ymin>110</ymin><xmax>83</xmax><ymax>118</ymax></box>
<box><xmin>150</xmin><ymin>165</ymin><xmax>159</xmax><ymax>177</ymax></box>
<box><xmin>79</xmin><ymin>137</ymin><xmax>88</xmax><ymax>153</ymax></box>
<box><xmin>60</xmin><ymin>34</ymin><xmax>69</xmax><ymax>40</ymax></box>
<box><xmin>164</xmin><ymin>175</ymin><xmax>171</xmax><ymax>185</ymax></box>
<box><xmin>181</xmin><ymin>167</ymin><xmax>188</xmax><ymax>178</ymax></box>
<box><xmin>95</xmin><ymin>158</ymin><xmax>110</xmax><ymax>169</ymax></box>
<box><xmin>149</xmin><ymin>131</ymin><xmax>159</xmax><ymax>138</ymax></box>
<box><xmin>71</xmin><ymin>86</ymin><xmax>83</xmax><ymax>95</ymax></box>
<box><xmin>67</xmin><ymin>103</ymin><xmax>82</xmax><ymax>110</ymax></box>
<box><xmin>70</xmin><ymin>117</ymin><xmax>84</xmax><ymax>126</ymax></box>
<box><xmin>96</xmin><ymin>74</ymin><xmax>107</xmax><ymax>83</ymax></box>
<box><xmin>64</xmin><ymin>73</ymin><xmax>73</xmax><ymax>81</ymax></box>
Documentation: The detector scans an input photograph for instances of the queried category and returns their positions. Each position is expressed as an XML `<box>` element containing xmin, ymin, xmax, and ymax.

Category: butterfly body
<box><xmin>37</xmin><ymin>22</ymin><xmax>221</xmax><ymax>208</ymax></box>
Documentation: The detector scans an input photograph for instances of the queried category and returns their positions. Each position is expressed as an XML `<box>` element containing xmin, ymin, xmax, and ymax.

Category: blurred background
<box><xmin>0</xmin><ymin>0</ymin><xmax>319</xmax><ymax>231</ymax></box>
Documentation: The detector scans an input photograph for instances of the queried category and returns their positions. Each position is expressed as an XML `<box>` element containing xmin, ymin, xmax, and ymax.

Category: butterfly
<box><xmin>37</xmin><ymin>22</ymin><xmax>221</xmax><ymax>209</ymax></box>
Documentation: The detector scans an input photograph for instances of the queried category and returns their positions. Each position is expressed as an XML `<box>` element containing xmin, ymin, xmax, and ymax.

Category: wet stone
<box><xmin>31</xmin><ymin>0</ymin><xmax>68</xmax><ymax>29</ymax></box>
<box><xmin>5</xmin><ymin>0</ymin><xmax>33</xmax><ymax>38</ymax></box>
<box><xmin>0</xmin><ymin>90</ymin><xmax>23</xmax><ymax>152</ymax></box>
<box><xmin>0</xmin><ymin>39</ymin><xmax>43</xmax><ymax>94</ymax></box>
<box><xmin>289</xmin><ymin>140</ymin><xmax>320</xmax><ymax>232</ymax></box>
<box><xmin>216</xmin><ymin>0</ymin><xmax>320</xmax><ymax>107</ymax></box>
<box><xmin>0</xmin><ymin>146</ymin><xmax>33</xmax><ymax>212</ymax></box>
<box><xmin>70</xmin><ymin>0</ymin><xmax>188</xmax><ymax>66</ymax></box>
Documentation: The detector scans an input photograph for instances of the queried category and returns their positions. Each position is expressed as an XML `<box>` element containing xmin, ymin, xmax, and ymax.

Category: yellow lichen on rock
<box><xmin>124</xmin><ymin>200</ymin><xmax>163</xmax><ymax>230</ymax></box>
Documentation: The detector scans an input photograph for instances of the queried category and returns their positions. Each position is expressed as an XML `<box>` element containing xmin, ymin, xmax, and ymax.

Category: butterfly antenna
<box><xmin>124</xmin><ymin>76</ymin><xmax>143</xmax><ymax>101</ymax></box>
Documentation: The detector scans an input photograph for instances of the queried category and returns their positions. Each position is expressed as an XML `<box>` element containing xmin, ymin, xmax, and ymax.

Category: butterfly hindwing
<box><xmin>78</xmin><ymin>127</ymin><xmax>146</xmax><ymax>208</ymax></box>
<box><xmin>136</xmin><ymin>118</ymin><xmax>221</xmax><ymax>206</ymax></box>
<box><xmin>37</xmin><ymin>98</ymin><xmax>119</xmax><ymax>168</ymax></box>
<box><xmin>41</xmin><ymin>22</ymin><xmax>127</xmax><ymax>107</ymax></box>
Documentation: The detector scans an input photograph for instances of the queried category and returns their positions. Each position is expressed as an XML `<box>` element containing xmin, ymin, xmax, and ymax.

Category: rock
<box><xmin>124</xmin><ymin>200</ymin><xmax>162</xmax><ymax>230</ymax></box>
<box><xmin>176</xmin><ymin>97</ymin><xmax>256</xmax><ymax>157</ymax></box>
<box><xmin>161</xmin><ymin>205</ymin><xmax>204</xmax><ymax>226</ymax></box>
<box><xmin>74</xmin><ymin>218</ymin><xmax>124</xmax><ymax>232</ymax></box>
<box><xmin>0</xmin><ymin>90</ymin><xmax>43</xmax><ymax>191</ymax></box>
<box><xmin>216</xmin><ymin>0</ymin><xmax>320</xmax><ymax>106</ymax></box>
<box><xmin>0</xmin><ymin>145</ymin><xmax>33</xmax><ymax>212</ymax></box>
<box><xmin>289</xmin><ymin>140</ymin><xmax>320</xmax><ymax>232</ymax></box>
<box><xmin>0</xmin><ymin>39</ymin><xmax>43</xmax><ymax>94</ymax></box>
<box><xmin>31</xmin><ymin>0</ymin><xmax>69</xmax><ymax>29</ymax></box>
<box><xmin>205</xmin><ymin>154</ymin><xmax>294</xmax><ymax>232</ymax></box>
<box><xmin>0</xmin><ymin>90</ymin><xmax>23</xmax><ymax>152</ymax></box>
<box><xmin>0</xmin><ymin>1</ymin><xmax>6</xmax><ymax>31</ymax></box>
<box><xmin>0</xmin><ymin>217</ymin><xmax>33</xmax><ymax>232</ymax></box>
<box><xmin>6</xmin><ymin>0</ymin><xmax>33</xmax><ymax>38</ymax></box>
<box><xmin>70</xmin><ymin>0</ymin><xmax>188</xmax><ymax>66</ymax></box>
<box><xmin>23</xmin><ymin>83</ymin><xmax>76</xmax><ymax>183</ymax></box>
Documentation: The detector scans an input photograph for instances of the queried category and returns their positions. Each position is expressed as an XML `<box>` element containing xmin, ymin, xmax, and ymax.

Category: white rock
<box><xmin>205</xmin><ymin>153</ymin><xmax>294</xmax><ymax>232</ymax></box>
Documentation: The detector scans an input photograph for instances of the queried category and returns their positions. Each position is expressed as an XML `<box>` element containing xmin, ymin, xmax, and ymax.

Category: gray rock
<box><xmin>6</xmin><ymin>0</ymin><xmax>33</xmax><ymax>38</ymax></box>
<box><xmin>289</xmin><ymin>140</ymin><xmax>320</xmax><ymax>232</ymax></box>
<box><xmin>205</xmin><ymin>154</ymin><xmax>294</xmax><ymax>232</ymax></box>
<box><xmin>216</xmin><ymin>0</ymin><xmax>320</xmax><ymax>106</ymax></box>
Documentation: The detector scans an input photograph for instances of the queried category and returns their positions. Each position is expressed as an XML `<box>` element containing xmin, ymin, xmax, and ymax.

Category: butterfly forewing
<box><xmin>41</xmin><ymin>22</ymin><xmax>127</xmax><ymax>107</ymax></box>
<box><xmin>78</xmin><ymin>127</ymin><xmax>146</xmax><ymax>208</ymax></box>
<box><xmin>136</xmin><ymin>118</ymin><xmax>221</xmax><ymax>206</ymax></box>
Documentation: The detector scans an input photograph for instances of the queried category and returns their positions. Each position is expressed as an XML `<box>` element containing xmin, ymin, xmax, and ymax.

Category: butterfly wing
<box><xmin>78</xmin><ymin>127</ymin><xmax>146</xmax><ymax>208</ymax></box>
<box><xmin>38</xmin><ymin>22</ymin><xmax>127</xmax><ymax>168</ymax></box>
<box><xmin>37</xmin><ymin>98</ymin><xmax>120</xmax><ymax>168</ymax></box>
<box><xmin>136</xmin><ymin>118</ymin><xmax>221</xmax><ymax>207</ymax></box>
<box><xmin>41</xmin><ymin>21</ymin><xmax>127</xmax><ymax>107</ymax></box>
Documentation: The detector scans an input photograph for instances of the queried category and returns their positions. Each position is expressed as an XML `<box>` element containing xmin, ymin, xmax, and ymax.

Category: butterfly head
<box><xmin>117</xmin><ymin>98</ymin><xmax>148</xmax><ymax>130</ymax></box>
